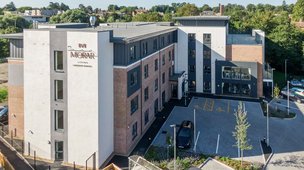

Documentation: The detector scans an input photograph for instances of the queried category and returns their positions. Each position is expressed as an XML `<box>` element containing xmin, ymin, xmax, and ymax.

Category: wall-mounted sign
<box><xmin>68</xmin><ymin>43</ymin><xmax>97</xmax><ymax>68</ymax></box>
<box><xmin>68</xmin><ymin>43</ymin><xmax>96</xmax><ymax>59</ymax></box>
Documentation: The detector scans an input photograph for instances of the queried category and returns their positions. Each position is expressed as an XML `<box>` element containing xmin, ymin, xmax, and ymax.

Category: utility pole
<box><xmin>266</xmin><ymin>101</ymin><xmax>269</xmax><ymax>146</ymax></box>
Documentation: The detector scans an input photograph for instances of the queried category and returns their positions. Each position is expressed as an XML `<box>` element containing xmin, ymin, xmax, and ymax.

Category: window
<box><xmin>54</xmin><ymin>51</ymin><xmax>63</xmax><ymax>72</ymax></box>
<box><xmin>132</xmin><ymin>122</ymin><xmax>138</xmax><ymax>140</ymax></box>
<box><xmin>130</xmin><ymin>71</ymin><xmax>138</xmax><ymax>86</ymax></box>
<box><xmin>155</xmin><ymin>78</ymin><xmax>158</xmax><ymax>91</ymax></box>
<box><xmin>222</xmin><ymin>83</ymin><xmax>251</xmax><ymax>96</ymax></box>
<box><xmin>172</xmin><ymin>50</ymin><xmax>175</xmax><ymax>61</ymax></box>
<box><xmin>143</xmin><ymin>42</ymin><xmax>148</xmax><ymax>55</ymax></box>
<box><xmin>130</xmin><ymin>46</ymin><xmax>136</xmax><ymax>60</ymax></box>
<box><xmin>130</xmin><ymin>96</ymin><xmax>138</xmax><ymax>114</ymax></box>
<box><xmin>189</xmin><ymin>49</ymin><xmax>196</xmax><ymax>59</ymax></box>
<box><xmin>144</xmin><ymin>87</ymin><xmax>149</xmax><ymax>101</ymax></box>
<box><xmin>153</xmin><ymin>39</ymin><xmax>158</xmax><ymax>51</ymax></box>
<box><xmin>162</xmin><ymin>73</ymin><xmax>165</xmax><ymax>84</ymax></box>
<box><xmin>222</xmin><ymin>67</ymin><xmax>251</xmax><ymax>80</ymax></box>
<box><xmin>203</xmin><ymin>45</ymin><xmax>211</xmax><ymax>59</ymax></box>
<box><xmin>144</xmin><ymin>109</ymin><xmax>149</xmax><ymax>125</ymax></box>
<box><xmin>203</xmin><ymin>82</ymin><xmax>211</xmax><ymax>91</ymax></box>
<box><xmin>169</xmin><ymin>51</ymin><xmax>171</xmax><ymax>61</ymax></box>
<box><xmin>144</xmin><ymin>64</ymin><xmax>149</xmax><ymax>79</ymax></box>
<box><xmin>55</xmin><ymin>110</ymin><xmax>64</xmax><ymax>131</ymax></box>
<box><xmin>203</xmin><ymin>34</ymin><xmax>211</xmax><ymax>44</ymax></box>
<box><xmin>155</xmin><ymin>59</ymin><xmax>158</xmax><ymax>71</ymax></box>
<box><xmin>188</xmin><ymin>33</ymin><xmax>196</xmax><ymax>42</ymax></box>
<box><xmin>162</xmin><ymin>54</ymin><xmax>165</xmax><ymax>65</ymax></box>
<box><xmin>55</xmin><ymin>141</ymin><xmax>64</xmax><ymax>160</ymax></box>
<box><xmin>55</xmin><ymin>80</ymin><xmax>63</xmax><ymax>101</ymax></box>
<box><xmin>161</xmin><ymin>37</ymin><xmax>165</xmax><ymax>47</ymax></box>
<box><xmin>167</xmin><ymin>34</ymin><xmax>171</xmax><ymax>44</ymax></box>
<box><xmin>189</xmin><ymin>65</ymin><xmax>195</xmax><ymax>72</ymax></box>
<box><xmin>204</xmin><ymin>66</ymin><xmax>211</xmax><ymax>74</ymax></box>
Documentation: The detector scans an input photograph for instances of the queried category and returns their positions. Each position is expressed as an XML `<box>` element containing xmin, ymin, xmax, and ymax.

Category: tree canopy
<box><xmin>50</xmin><ymin>9</ymin><xmax>89</xmax><ymax>23</ymax></box>
<box><xmin>293</xmin><ymin>0</ymin><xmax>304</xmax><ymax>21</ymax></box>
<box><xmin>176</xmin><ymin>3</ymin><xmax>199</xmax><ymax>16</ymax></box>
<box><xmin>3</xmin><ymin>2</ymin><xmax>16</xmax><ymax>11</ymax></box>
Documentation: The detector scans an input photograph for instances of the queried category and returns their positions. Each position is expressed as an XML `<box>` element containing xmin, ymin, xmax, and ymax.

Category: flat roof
<box><xmin>1</xmin><ymin>22</ymin><xmax>177</xmax><ymax>43</ymax></box>
<box><xmin>227</xmin><ymin>34</ymin><xmax>260</xmax><ymax>45</ymax></box>
<box><xmin>173</xmin><ymin>16</ymin><xmax>230</xmax><ymax>21</ymax></box>
<box><xmin>103</xmin><ymin>23</ymin><xmax>176</xmax><ymax>43</ymax></box>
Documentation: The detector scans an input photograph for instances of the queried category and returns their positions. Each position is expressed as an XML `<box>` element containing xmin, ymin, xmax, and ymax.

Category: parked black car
<box><xmin>176</xmin><ymin>120</ymin><xmax>193</xmax><ymax>149</ymax></box>
<box><xmin>0</xmin><ymin>106</ymin><xmax>8</xmax><ymax>125</ymax></box>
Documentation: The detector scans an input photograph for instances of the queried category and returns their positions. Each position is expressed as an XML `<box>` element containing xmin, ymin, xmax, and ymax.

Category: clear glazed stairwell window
<box><xmin>55</xmin><ymin>80</ymin><xmax>63</xmax><ymax>101</ymax></box>
<box><xmin>55</xmin><ymin>110</ymin><xmax>64</xmax><ymax>131</ymax></box>
<box><xmin>55</xmin><ymin>141</ymin><xmax>64</xmax><ymax>160</ymax></box>
<box><xmin>54</xmin><ymin>51</ymin><xmax>64</xmax><ymax>72</ymax></box>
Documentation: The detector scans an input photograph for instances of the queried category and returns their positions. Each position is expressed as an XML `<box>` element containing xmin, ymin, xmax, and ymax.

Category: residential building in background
<box><xmin>1</xmin><ymin>15</ymin><xmax>265</xmax><ymax>168</ymax></box>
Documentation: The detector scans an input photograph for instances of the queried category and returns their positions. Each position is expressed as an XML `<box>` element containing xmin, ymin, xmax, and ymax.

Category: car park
<box><xmin>176</xmin><ymin>120</ymin><xmax>193</xmax><ymax>149</ymax></box>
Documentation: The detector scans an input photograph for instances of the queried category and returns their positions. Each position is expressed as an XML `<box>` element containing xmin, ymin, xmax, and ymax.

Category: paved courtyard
<box><xmin>150</xmin><ymin>97</ymin><xmax>304</xmax><ymax>170</ymax></box>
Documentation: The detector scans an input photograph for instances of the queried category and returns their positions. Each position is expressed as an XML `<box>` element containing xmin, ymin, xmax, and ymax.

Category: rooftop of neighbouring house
<box><xmin>227</xmin><ymin>34</ymin><xmax>262</xmax><ymax>45</ymax></box>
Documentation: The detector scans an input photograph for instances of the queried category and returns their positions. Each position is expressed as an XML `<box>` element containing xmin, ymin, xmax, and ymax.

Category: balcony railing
<box><xmin>263</xmin><ymin>63</ymin><xmax>274</xmax><ymax>80</ymax></box>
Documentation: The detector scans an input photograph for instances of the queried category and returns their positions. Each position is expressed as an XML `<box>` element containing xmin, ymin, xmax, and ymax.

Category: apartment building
<box><xmin>1</xmin><ymin>16</ymin><xmax>266</xmax><ymax>168</ymax></box>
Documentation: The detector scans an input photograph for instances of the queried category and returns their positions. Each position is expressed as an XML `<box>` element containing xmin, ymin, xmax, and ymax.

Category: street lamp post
<box><xmin>263</xmin><ymin>99</ymin><xmax>270</xmax><ymax>146</ymax></box>
<box><xmin>170</xmin><ymin>124</ymin><xmax>176</xmax><ymax>170</ymax></box>
<box><xmin>272</xmin><ymin>68</ymin><xmax>275</xmax><ymax>98</ymax></box>
<box><xmin>285</xmin><ymin>59</ymin><xmax>288</xmax><ymax>81</ymax></box>
<box><xmin>193</xmin><ymin>109</ymin><xmax>196</xmax><ymax>152</ymax></box>
<box><xmin>287</xmin><ymin>81</ymin><xmax>290</xmax><ymax>115</ymax></box>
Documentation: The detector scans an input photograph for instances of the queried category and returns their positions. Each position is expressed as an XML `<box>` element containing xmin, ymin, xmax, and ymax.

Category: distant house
<box><xmin>132</xmin><ymin>8</ymin><xmax>148</xmax><ymax>16</ymax></box>
<box><xmin>294</xmin><ymin>21</ymin><xmax>304</xmax><ymax>30</ymax></box>
<box><xmin>22</xmin><ymin>9</ymin><xmax>63</xmax><ymax>23</ymax></box>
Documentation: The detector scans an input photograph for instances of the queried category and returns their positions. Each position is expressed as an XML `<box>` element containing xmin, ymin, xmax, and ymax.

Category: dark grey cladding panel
<box><xmin>8</xmin><ymin>63</ymin><xmax>24</xmax><ymax>86</ymax></box>
<box><xmin>113</xmin><ymin>30</ymin><xmax>176</xmax><ymax>66</ymax></box>
<box><xmin>178</xmin><ymin>20</ymin><xmax>228</xmax><ymax>27</ymax></box>
<box><xmin>114</xmin><ymin>43</ymin><xmax>126</xmax><ymax>65</ymax></box>
<box><xmin>127</xmin><ymin>66</ymin><xmax>141</xmax><ymax>97</ymax></box>
<box><xmin>215</xmin><ymin>60</ymin><xmax>258</xmax><ymax>98</ymax></box>
<box><xmin>10</xmin><ymin>39</ymin><xmax>24</xmax><ymax>58</ymax></box>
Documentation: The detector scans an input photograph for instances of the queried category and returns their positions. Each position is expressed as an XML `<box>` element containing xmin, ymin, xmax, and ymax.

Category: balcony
<box><xmin>263</xmin><ymin>63</ymin><xmax>274</xmax><ymax>82</ymax></box>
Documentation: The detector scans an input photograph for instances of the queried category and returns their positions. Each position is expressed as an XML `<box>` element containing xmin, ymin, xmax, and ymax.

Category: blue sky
<box><xmin>0</xmin><ymin>0</ymin><xmax>297</xmax><ymax>9</ymax></box>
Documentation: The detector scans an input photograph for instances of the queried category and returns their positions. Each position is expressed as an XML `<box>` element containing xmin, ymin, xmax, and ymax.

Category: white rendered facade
<box><xmin>176</xmin><ymin>26</ymin><xmax>227</xmax><ymax>93</ymax></box>
<box><xmin>23</xmin><ymin>29</ymin><xmax>114</xmax><ymax>168</ymax></box>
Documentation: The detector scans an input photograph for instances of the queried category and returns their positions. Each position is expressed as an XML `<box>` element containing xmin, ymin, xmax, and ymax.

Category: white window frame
<box><xmin>55</xmin><ymin>110</ymin><xmax>64</xmax><ymax>132</ymax></box>
<box><xmin>54</xmin><ymin>51</ymin><xmax>64</xmax><ymax>72</ymax></box>
<box><xmin>55</xmin><ymin>141</ymin><xmax>64</xmax><ymax>160</ymax></box>
<box><xmin>55</xmin><ymin>80</ymin><xmax>63</xmax><ymax>101</ymax></box>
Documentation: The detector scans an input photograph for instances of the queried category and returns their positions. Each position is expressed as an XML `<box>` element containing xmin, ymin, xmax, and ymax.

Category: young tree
<box><xmin>274</xmin><ymin>84</ymin><xmax>280</xmax><ymax>99</ymax></box>
<box><xmin>233</xmin><ymin>102</ymin><xmax>252</xmax><ymax>167</ymax></box>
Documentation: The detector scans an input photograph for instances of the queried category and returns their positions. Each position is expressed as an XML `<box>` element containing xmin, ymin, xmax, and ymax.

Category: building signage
<box><xmin>68</xmin><ymin>43</ymin><xmax>97</xmax><ymax>68</ymax></box>
<box><xmin>68</xmin><ymin>43</ymin><xmax>96</xmax><ymax>59</ymax></box>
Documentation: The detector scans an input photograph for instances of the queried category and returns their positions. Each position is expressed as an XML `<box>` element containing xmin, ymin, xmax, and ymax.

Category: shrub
<box><xmin>0</xmin><ymin>87</ymin><xmax>8</xmax><ymax>103</ymax></box>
